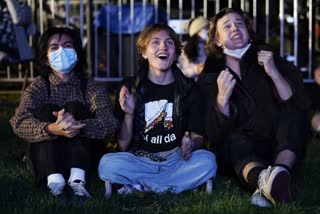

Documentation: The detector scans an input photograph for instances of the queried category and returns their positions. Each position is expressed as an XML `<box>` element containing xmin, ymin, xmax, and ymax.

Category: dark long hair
<box><xmin>184</xmin><ymin>35</ymin><xmax>202</xmax><ymax>63</ymax></box>
<box><xmin>37</xmin><ymin>27</ymin><xmax>87</xmax><ymax>79</ymax></box>
<box><xmin>206</xmin><ymin>8</ymin><xmax>253</xmax><ymax>58</ymax></box>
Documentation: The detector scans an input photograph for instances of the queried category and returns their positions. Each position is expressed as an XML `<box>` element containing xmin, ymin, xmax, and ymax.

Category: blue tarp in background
<box><xmin>94</xmin><ymin>3</ymin><xmax>167</xmax><ymax>34</ymax></box>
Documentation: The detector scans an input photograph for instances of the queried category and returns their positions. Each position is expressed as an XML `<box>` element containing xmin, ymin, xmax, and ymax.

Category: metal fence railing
<box><xmin>1</xmin><ymin>0</ymin><xmax>319</xmax><ymax>83</ymax></box>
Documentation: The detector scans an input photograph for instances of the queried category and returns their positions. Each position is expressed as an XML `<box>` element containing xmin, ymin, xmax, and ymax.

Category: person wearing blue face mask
<box><xmin>10</xmin><ymin>27</ymin><xmax>119</xmax><ymax>204</ymax></box>
<box><xmin>197</xmin><ymin>8</ymin><xmax>310</xmax><ymax>207</ymax></box>
<box><xmin>48</xmin><ymin>46</ymin><xmax>78</xmax><ymax>74</ymax></box>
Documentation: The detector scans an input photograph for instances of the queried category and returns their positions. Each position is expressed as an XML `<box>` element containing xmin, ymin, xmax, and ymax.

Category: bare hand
<box><xmin>46</xmin><ymin>122</ymin><xmax>85</xmax><ymax>138</ymax></box>
<box><xmin>257</xmin><ymin>50</ymin><xmax>279</xmax><ymax>78</ymax></box>
<box><xmin>181</xmin><ymin>132</ymin><xmax>194</xmax><ymax>160</ymax></box>
<box><xmin>311</xmin><ymin>112</ymin><xmax>320</xmax><ymax>132</ymax></box>
<box><xmin>119</xmin><ymin>86</ymin><xmax>135</xmax><ymax>115</ymax></box>
<box><xmin>216</xmin><ymin>68</ymin><xmax>236</xmax><ymax>114</ymax></box>
<box><xmin>46</xmin><ymin>109</ymin><xmax>86</xmax><ymax>138</ymax></box>
<box><xmin>53</xmin><ymin>109</ymin><xmax>77</xmax><ymax>130</ymax></box>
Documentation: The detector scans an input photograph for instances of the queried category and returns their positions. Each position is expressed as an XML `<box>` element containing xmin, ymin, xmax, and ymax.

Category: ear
<box><xmin>142</xmin><ymin>52</ymin><xmax>147</xmax><ymax>60</ymax></box>
<box><xmin>215</xmin><ymin>39</ymin><xmax>222</xmax><ymax>47</ymax></box>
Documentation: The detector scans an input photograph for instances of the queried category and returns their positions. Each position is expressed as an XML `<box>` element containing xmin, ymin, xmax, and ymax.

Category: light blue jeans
<box><xmin>98</xmin><ymin>148</ymin><xmax>217</xmax><ymax>193</ymax></box>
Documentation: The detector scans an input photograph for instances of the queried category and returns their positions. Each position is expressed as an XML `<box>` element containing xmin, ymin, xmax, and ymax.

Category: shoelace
<box><xmin>69</xmin><ymin>182</ymin><xmax>92</xmax><ymax>199</ymax></box>
<box><xmin>258</xmin><ymin>166</ymin><xmax>272</xmax><ymax>196</ymax></box>
<box><xmin>48</xmin><ymin>183</ymin><xmax>65</xmax><ymax>196</ymax></box>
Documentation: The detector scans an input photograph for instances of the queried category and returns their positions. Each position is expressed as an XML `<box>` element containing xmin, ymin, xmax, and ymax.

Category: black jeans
<box><xmin>28</xmin><ymin>101</ymin><xmax>103</xmax><ymax>184</ymax></box>
<box><xmin>216</xmin><ymin>109</ymin><xmax>308</xmax><ymax>186</ymax></box>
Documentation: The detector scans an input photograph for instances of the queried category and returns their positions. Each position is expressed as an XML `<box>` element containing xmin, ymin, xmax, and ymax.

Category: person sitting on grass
<box><xmin>197</xmin><ymin>8</ymin><xmax>309</xmax><ymax>207</ymax></box>
<box><xmin>10</xmin><ymin>27</ymin><xmax>119</xmax><ymax>204</ymax></box>
<box><xmin>98</xmin><ymin>23</ymin><xmax>217</xmax><ymax>195</ymax></box>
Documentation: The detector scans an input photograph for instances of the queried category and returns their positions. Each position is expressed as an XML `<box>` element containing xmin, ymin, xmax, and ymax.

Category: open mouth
<box><xmin>157</xmin><ymin>53</ymin><xmax>169</xmax><ymax>59</ymax></box>
<box><xmin>232</xmin><ymin>34</ymin><xmax>242</xmax><ymax>40</ymax></box>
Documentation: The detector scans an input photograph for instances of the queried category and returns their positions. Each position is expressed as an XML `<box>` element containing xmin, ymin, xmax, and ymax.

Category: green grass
<box><xmin>0</xmin><ymin>94</ymin><xmax>320</xmax><ymax>214</ymax></box>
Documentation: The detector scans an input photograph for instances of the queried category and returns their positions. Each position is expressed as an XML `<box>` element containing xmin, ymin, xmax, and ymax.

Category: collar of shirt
<box><xmin>49</xmin><ymin>73</ymin><xmax>80</xmax><ymax>87</ymax></box>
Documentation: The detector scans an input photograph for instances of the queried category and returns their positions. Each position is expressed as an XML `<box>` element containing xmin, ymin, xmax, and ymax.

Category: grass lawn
<box><xmin>0</xmin><ymin>94</ymin><xmax>320</xmax><ymax>214</ymax></box>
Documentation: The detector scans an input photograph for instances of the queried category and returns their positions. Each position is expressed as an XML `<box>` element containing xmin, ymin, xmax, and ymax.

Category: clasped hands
<box><xmin>46</xmin><ymin>109</ymin><xmax>86</xmax><ymax>138</ymax></box>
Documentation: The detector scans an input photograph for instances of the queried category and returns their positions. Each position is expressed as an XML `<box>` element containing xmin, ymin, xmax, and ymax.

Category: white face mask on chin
<box><xmin>223</xmin><ymin>43</ymin><xmax>251</xmax><ymax>59</ymax></box>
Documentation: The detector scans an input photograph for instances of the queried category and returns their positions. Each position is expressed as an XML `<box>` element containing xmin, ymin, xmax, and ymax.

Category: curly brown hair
<box><xmin>205</xmin><ymin>8</ymin><xmax>253</xmax><ymax>58</ymax></box>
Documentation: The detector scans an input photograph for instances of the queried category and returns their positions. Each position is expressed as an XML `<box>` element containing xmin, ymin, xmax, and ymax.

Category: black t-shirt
<box><xmin>139</xmin><ymin>79</ymin><xmax>177</xmax><ymax>152</ymax></box>
<box><xmin>115</xmin><ymin>76</ymin><xmax>205</xmax><ymax>153</ymax></box>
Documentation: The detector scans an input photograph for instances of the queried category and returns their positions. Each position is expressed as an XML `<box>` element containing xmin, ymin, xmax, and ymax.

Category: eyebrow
<box><xmin>223</xmin><ymin>20</ymin><xmax>230</xmax><ymax>25</ymax></box>
<box><xmin>151</xmin><ymin>37</ymin><xmax>173</xmax><ymax>41</ymax></box>
<box><xmin>48</xmin><ymin>41</ymin><xmax>73</xmax><ymax>47</ymax></box>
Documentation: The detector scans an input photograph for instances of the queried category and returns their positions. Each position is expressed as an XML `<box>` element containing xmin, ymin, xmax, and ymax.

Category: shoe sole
<box><xmin>251</xmin><ymin>191</ymin><xmax>272</xmax><ymax>208</ymax></box>
<box><xmin>267</xmin><ymin>170</ymin><xmax>291</xmax><ymax>204</ymax></box>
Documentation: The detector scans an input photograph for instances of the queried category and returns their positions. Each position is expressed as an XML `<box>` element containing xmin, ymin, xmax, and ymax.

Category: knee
<box><xmin>98</xmin><ymin>153</ymin><xmax>114</xmax><ymax>176</ymax></box>
<box><xmin>64</xmin><ymin>101</ymin><xmax>92</xmax><ymax>120</ymax></box>
<box><xmin>36</xmin><ymin>104</ymin><xmax>60</xmax><ymax>122</ymax></box>
<box><xmin>98</xmin><ymin>153</ymin><xmax>129</xmax><ymax>179</ymax></box>
<box><xmin>194</xmin><ymin>150</ymin><xmax>217</xmax><ymax>176</ymax></box>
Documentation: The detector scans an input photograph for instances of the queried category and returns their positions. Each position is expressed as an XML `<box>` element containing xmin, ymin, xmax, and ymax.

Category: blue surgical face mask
<box><xmin>48</xmin><ymin>47</ymin><xmax>78</xmax><ymax>74</ymax></box>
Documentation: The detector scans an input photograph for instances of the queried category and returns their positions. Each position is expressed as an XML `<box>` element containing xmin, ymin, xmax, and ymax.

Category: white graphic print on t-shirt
<box><xmin>143</xmin><ymin>99</ymin><xmax>176</xmax><ymax>145</ymax></box>
<box><xmin>145</xmin><ymin>99</ymin><xmax>173</xmax><ymax>132</ymax></box>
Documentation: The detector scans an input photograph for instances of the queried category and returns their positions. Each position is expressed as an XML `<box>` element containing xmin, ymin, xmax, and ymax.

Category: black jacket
<box><xmin>197</xmin><ymin>43</ymin><xmax>310</xmax><ymax>145</ymax></box>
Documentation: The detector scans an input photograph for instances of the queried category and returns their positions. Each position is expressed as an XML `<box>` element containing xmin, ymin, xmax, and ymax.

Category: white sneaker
<box><xmin>48</xmin><ymin>182</ymin><xmax>65</xmax><ymax>196</ymax></box>
<box><xmin>48</xmin><ymin>182</ymin><xmax>69</xmax><ymax>204</ymax></box>
<box><xmin>251</xmin><ymin>189</ymin><xmax>271</xmax><ymax>207</ymax></box>
<box><xmin>69</xmin><ymin>180</ymin><xmax>92</xmax><ymax>199</ymax></box>
<box><xmin>258</xmin><ymin>166</ymin><xmax>291</xmax><ymax>205</ymax></box>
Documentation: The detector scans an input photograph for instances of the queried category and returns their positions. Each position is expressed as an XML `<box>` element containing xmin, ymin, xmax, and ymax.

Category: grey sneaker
<box><xmin>258</xmin><ymin>166</ymin><xmax>291</xmax><ymax>205</ymax></box>
<box><xmin>48</xmin><ymin>182</ymin><xmax>68</xmax><ymax>204</ymax></box>
<box><xmin>69</xmin><ymin>180</ymin><xmax>92</xmax><ymax>205</ymax></box>
<box><xmin>251</xmin><ymin>189</ymin><xmax>271</xmax><ymax>207</ymax></box>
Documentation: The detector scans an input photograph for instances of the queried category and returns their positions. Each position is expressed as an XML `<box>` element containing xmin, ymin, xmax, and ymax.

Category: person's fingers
<box><xmin>69</xmin><ymin>123</ymin><xmax>86</xmax><ymax>130</ymax></box>
<box><xmin>57</xmin><ymin>114</ymin><xmax>74</xmax><ymax>129</ymax></box>
<box><xmin>55</xmin><ymin>109</ymin><xmax>65</xmax><ymax>124</ymax></box>
<box><xmin>64</xmin><ymin>129</ymin><xmax>80</xmax><ymax>138</ymax></box>
<box><xmin>119</xmin><ymin>86</ymin><xmax>130</xmax><ymax>99</ymax></box>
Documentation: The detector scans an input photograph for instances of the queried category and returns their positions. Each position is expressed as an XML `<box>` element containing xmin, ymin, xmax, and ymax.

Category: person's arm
<box><xmin>216</xmin><ymin>68</ymin><xmax>237</xmax><ymax>116</ymax></box>
<box><xmin>197</xmin><ymin>72</ymin><xmax>237</xmax><ymax>144</ymax></box>
<box><xmin>117</xmin><ymin>114</ymin><xmax>134</xmax><ymax>151</ymax></box>
<box><xmin>9</xmin><ymin>79</ymin><xmax>58</xmax><ymax>143</ymax></box>
<box><xmin>116</xmin><ymin>85</ymin><xmax>135</xmax><ymax>151</ymax></box>
<box><xmin>258</xmin><ymin>50</ymin><xmax>292</xmax><ymax>101</ymax></box>
<box><xmin>78</xmin><ymin>80</ymin><xmax>119</xmax><ymax>139</ymax></box>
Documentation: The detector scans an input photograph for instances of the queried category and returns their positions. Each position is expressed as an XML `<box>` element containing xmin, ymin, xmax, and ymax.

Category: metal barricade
<box><xmin>1</xmin><ymin>0</ymin><xmax>319</xmax><ymax>83</ymax></box>
<box><xmin>0</xmin><ymin>0</ymin><xmax>35</xmax><ymax>86</ymax></box>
